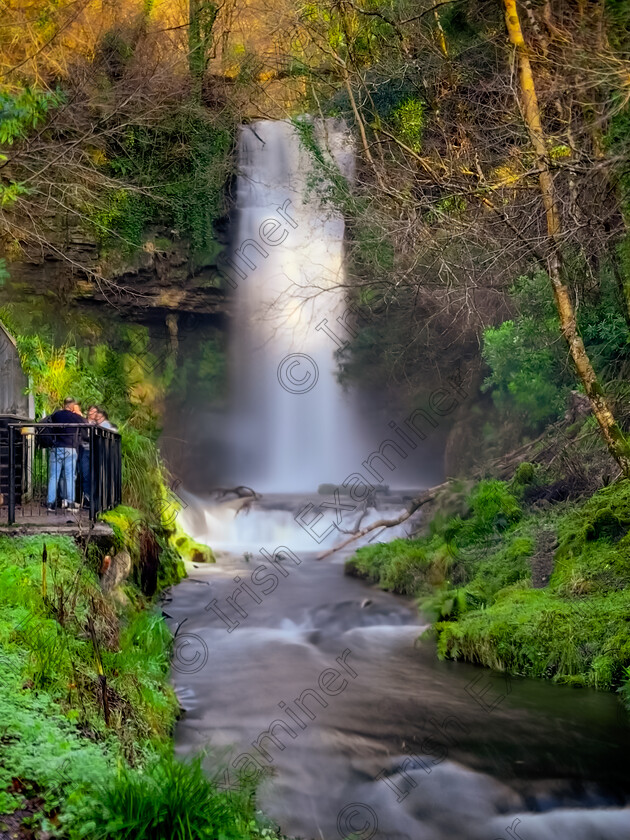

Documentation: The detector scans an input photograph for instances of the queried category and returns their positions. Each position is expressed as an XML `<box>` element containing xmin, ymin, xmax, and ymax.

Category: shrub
<box><xmin>92</xmin><ymin>753</ymin><xmax>269</xmax><ymax>840</ymax></box>
<box><xmin>468</xmin><ymin>480</ymin><xmax>522</xmax><ymax>533</ymax></box>
<box><xmin>513</xmin><ymin>462</ymin><xmax>536</xmax><ymax>485</ymax></box>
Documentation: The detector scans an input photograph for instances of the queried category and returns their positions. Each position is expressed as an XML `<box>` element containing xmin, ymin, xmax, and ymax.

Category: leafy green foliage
<box><xmin>299</xmin><ymin>1</ymin><xmax>392</xmax><ymax>67</ymax></box>
<box><xmin>0</xmin><ymin>536</ymin><xmax>175</xmax><ymax>835</ymax></box>
<box><xmin>0</xmin><ymin>536</ymin><xmax>279</xmax><ymax>838</ymax></box>
<box><xmin>0</xmin><ymin>535</ymin><xmax>177</xmax><ymax>742</ymax></box>
<box><xmin>390</xmin><ymin>97</ymin><xmax>425</xmax><ymax>152</ymax></box>
<box><xmin>94</xmin><ymin>108</ymin><xmax>232</xmax><ymax>254</ymax></box>
<box><xmin>482</xmin><ymin>265</ymin><xmax>630</xmax><ymax>432</ymax></box>
<box><xmin>346</xmin><ymin>538</ymin><xmax>440</xmax><ymax>594</ymax></box>
<box><xmin>0</xmin><ymin>87</ymin><xmax>63</xmax><ymax>145</ymax></box>
<box><xmin>482</xmin><ymin>274</ymin><xmax>571</xmax><ymax>428</ymax></box>
<box><xmin>347</xmin><ymin>480</ymin><xmax>523</xmax><ymax>598</ymax></box>
<box><xmin>347</xmin><ymin>477</ymin><xmax>630</xmax><ymax>704</ymax></box>
<box><xmin>435</xmin><ymin>479</ymin><xmax>630</xmax><ymax>697</ymax></box>
<box><xmin>8</xmin><ymin>325</ymin><xmax>169</xmax><ymax>514</ymax></box>
<box><xmin>436</xmin><ymin>586</ymin><xmax>630</xmax><ymax>689</ymax></box>
<box><xmin>0</xmin><ymin>86</ymin><xmax>64</xmax><ymax>209</ymax></box>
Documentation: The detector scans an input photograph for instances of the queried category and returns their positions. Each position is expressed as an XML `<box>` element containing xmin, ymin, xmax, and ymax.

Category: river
<box><xmin>166</xmin><ymin>496</ymin><xmax>630</xmax><ymax>840</ymax></box>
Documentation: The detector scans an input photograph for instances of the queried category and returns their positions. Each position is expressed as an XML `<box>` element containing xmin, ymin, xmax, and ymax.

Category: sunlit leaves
<box><xmin>390</xmin><ymin>96</ymin><xmax>425</xmax><ymax>151</ymax></box>
<box><xmin>298</xmin><ymin>0</ymin><xmax>394</xmax><ymax>66</ymax></box>
<box><xmin>0</xmin><ymin>86</ymin><xmax>62</xmax><ymax>208</ymax></box>
<box><xmin>0</xmin><ymin>87</ymin><xmax>63</xmax><ymax>145</ymax></box>
<box><xmin>0</xmin><ymin>182</ymin><xmax>30</xmax><ymax>207</ymax></box>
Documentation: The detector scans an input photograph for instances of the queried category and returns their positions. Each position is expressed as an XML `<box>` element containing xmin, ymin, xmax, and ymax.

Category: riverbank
<box><xmin>345</xmin><ymin>468</ymin><xmax>630</xmax><ymax>711</ymax></box>
<box><xmin>0</xmin><ymin>531</ymin><xmax>284</xmax><ymax>839</ymax></box>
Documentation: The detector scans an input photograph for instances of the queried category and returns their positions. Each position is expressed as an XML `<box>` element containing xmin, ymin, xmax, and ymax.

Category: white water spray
<box><xmin>222</xmin><ymin>118</ymin><xmax>369</xmax><ymax>492</ymax></box>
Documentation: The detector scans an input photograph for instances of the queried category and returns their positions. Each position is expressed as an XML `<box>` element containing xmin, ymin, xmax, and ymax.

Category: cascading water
<box><xmin>221</xmin><ymin>118</ymin><xmax>369</xmax><ymax>492</ymax></box>
<box><xmin>178</xmin><ymin>117</ymin><xmax>438</xmax><ymax>548</ymax></box>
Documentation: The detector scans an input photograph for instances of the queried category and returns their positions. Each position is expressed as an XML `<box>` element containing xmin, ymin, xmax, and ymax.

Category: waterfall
<box><xmin>221</xmin><ymin>118</ymin><xmax>369</xmax><ymax>492</ymax></box>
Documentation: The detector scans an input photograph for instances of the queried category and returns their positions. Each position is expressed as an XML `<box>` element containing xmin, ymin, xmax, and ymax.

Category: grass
<box><xmin>0</xmin><ymin>535</ymin><xmax>283</xmax><ymax>838</ymax></box>
<box><xmin>91</xmin><ymin>753</ymin><xmax>279</xmax><ymax>840</ymax></box>
<box><xmin>345</xmin><ymin>476</ymin><xmax>630</xmax><ymax>706</ymax></box>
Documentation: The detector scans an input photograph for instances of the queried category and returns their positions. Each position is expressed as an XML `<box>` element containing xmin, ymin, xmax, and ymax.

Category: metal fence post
<box><xmin>8</xmin><ymin>426</ymin><xmax>15</xmax><ymax>525</ymax></box>
<box><xmin>89</xmin><ymin>425</ymin><xmax>96</xmax><ymax>521</ymax></box>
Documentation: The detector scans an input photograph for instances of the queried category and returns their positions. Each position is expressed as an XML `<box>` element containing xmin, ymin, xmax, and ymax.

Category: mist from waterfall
<box><xmin>221</xmin><ymin>118</ymin><xmax>370</xmax><ymax>492</ymax></box>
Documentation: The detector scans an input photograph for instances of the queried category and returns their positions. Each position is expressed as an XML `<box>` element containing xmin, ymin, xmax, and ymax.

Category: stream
<box><xmin>166</xmin><ymin>497</ymin><xmax>630</xmax><ymax>840</ymax></box>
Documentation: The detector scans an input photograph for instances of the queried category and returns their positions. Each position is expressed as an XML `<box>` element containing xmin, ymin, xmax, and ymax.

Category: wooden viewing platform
<box><xmin>0</xmin><ymin>503</ymin><xmax>113</xmax><ymax>537</ymax></box>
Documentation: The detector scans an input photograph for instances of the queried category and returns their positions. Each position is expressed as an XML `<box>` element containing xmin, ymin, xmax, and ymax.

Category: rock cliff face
<box><xmin>6</xmin><ymin>213</ymin><xmax>230</xmax><ymax>325</ymax></box>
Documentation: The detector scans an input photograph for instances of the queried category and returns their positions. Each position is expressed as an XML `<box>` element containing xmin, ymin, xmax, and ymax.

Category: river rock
<box><xmin>100</xmin><ymin>550</ymin><xmax>132</xmax><ymax>593</ymax></box>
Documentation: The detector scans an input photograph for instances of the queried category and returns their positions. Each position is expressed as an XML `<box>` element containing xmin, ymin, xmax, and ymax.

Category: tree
<box><xmin>189</xmin><ymin>0</ymin><xmax>218</xmax><ymax>100</ymax></box>
<box><xmin>502</xmin><ymin>0</ymin><xmax>630</xmax><ymax>476</ymax></box>
<box><xmin>280</xmin><ymin>0</ymin><xmax>630</xmax><ymax>472</ymax></box>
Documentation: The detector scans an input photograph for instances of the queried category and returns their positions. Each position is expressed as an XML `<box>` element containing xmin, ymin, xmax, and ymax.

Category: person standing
<box><xmin>76</xmin><ymin>404</ymin><xmax>98</xmax><ymax>507</ymax></box>
<box><xmin>95</xmin><ymin>408</ymin><xmax>118</xmax><ymax>432</ymax></box>
<box><xmin>45</xmin><ymin>397</ymin><xmax>87</xmax><ymax>512</ymax></box>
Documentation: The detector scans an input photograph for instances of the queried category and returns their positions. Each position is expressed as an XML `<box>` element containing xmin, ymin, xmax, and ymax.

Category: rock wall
<box><xmin>0</xmin><ymin>323</ymin><xmax>32</xmax><ymax>417</ymax></box>
<box><xmin>6</xmin><ymin>213</ymin><xmax>229</xmax><ymax>325</ymax></box>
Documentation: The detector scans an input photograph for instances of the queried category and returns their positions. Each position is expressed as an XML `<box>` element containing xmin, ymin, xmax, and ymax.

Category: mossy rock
<box><xmin>171</xmin><ymin>531</ymin><xmax>215</xmax><ymax>563</ymax></box>
<box><xmin>513</xmin><ymin>461</ymin><xmax>536</xmax><ymax>485</ymax></box>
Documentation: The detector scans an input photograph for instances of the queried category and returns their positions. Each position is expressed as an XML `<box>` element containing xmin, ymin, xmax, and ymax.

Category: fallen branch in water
<box><xmin>317</xmin><ymin>482</ymin><xmax>448</xmax><ymax>560</ymax></box>
<box><xmin>215</xmin><ymin>486</ymin><xmax>261</xmax><ymax>500</ymax></box>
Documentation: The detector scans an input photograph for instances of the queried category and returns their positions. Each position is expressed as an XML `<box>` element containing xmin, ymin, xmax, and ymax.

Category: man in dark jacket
<box><xmin>46</xmin><ymin>397</ymin><xmax>87</xmax><ymax>512</ymax></box>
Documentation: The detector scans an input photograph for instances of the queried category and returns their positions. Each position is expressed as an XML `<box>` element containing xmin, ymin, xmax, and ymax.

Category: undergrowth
<box><xmin>345</xmin><ymin>474</ymin><xmax>630</xmax><ymax>708</ymax></box>
<box><xmin>0</xmin><ymin>535</ymin><xmax>280</xmax><ymax>839</ymax></box>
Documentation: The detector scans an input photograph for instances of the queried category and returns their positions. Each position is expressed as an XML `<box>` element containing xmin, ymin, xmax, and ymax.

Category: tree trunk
<box><xmin>502</xmin><ymin>0</ymin><xmax>630</xmax><ymax>476</ymax></box>
<box><xmin>189</xmin><ymin>0</ymin><xmax>218</xmax><ymax>101</ymax></box>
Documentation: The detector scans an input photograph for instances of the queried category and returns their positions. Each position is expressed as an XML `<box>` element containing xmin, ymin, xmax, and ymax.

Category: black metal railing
<box><xmin>0</xmin><ymin>420</ymin><xmax>121</xmax><ymax>525</ymax></box>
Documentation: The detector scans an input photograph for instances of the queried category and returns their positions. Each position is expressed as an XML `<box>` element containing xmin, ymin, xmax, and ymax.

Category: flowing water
<box><xmin>168</xmin><ymin>497</ymin><xmax>630</xmax><ymax>840</ymax></box>
<box><xmin>207</xmin><ymin>117</ymin><xmax>445</xmax><ymax>494</ymax></box>
<box><xmin>168</xmin><ymin>119</ymin><xmax>630</xmax><ymax>839</ymax></box>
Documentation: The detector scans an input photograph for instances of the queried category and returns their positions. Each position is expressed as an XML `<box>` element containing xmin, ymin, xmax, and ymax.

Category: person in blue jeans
<box><xmin>75</xmin><ymin>403</ymin><xmax>98</xmax><ymax>507</ymax></box>
<box><xmin>46</xmin><ymin>397</ymin><xmax>87</xmax><ymax>512</ymax></box>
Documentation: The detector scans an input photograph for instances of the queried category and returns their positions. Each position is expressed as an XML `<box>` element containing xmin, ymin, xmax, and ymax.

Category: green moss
<box><xmin>170</xmin><ymin>531</ymin><xmax>215</xmax><ymax>564</ymax></box>
<box><xmin>432</xmin><ymin>479</ymin><xmax>630</xmax><ymax>700</ymax></box>
<box><xmin>436</xmin><ymin>587</ymin><xmax>630</xmax><ymax>690</ymax></box>
<box><xmin>101</xmin><ymin>503</ymin><xmax>189</xmax><ymax>588</ymax></box>
<box><xmin>585</xmin><ymin>507</ymin><xmax>627</xmax><ymax>542</ymax></box>
<box><xmin>551</xmin><ymin>480</ymin><xmax>630</xmax><ymax>594</ymax></box>
<box><xmin>347</xmin><ymin>477</ymin><xmax>630</xmax><ymax>705</ymax></box>
<box><xmin>346</xmin><ymin>538</ymin><xmax>446</xmax><ymax>594</ymax></box>
<box><xmin>513</xmin><ymin>461</ymin><xmax>536</xmax><ymax>485</ymax></box>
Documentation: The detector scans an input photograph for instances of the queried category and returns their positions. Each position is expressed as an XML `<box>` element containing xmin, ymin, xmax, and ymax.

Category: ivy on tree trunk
<box><xmin>188</xmin><ymin>0</ymin><xmax>218</xmax><ymax>101</ymax></box>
